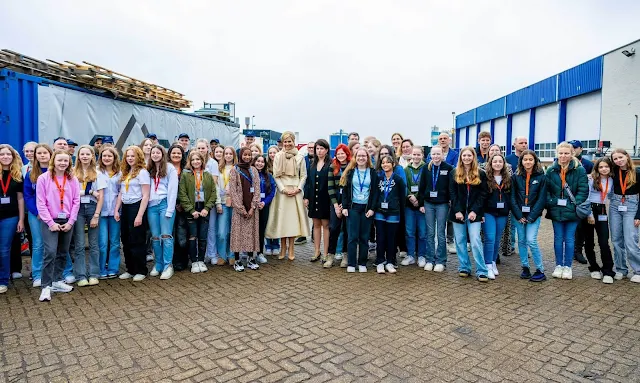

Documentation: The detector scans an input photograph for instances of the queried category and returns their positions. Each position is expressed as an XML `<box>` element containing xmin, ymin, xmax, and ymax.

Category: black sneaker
<box><xmin>530</xmin><ymin>269</ymin><xmax>547</xmax><ymax>282</ymax></box>
<box><xmin>520</xmin><ymin>266</ymin><xmax>532</xmax><ymax>279</ymax></box>
<box><xmin>247</xmin><ymin>258</ymin><xmax>260</xmax><ymax>270</ymax></box>
<box><xmin>295</xmin><ymin>237</ymin><xmax>307</xmax><ymax>245</ymax></box>
<box><xmin>234</xmin><ymin>261</ymin><xmax>245</xmax><ymax>272</ymax></box>
<box><xmin>574</xmin><ymin>252</ymin><xmax>588</xmax><ymax>264</ymax></box>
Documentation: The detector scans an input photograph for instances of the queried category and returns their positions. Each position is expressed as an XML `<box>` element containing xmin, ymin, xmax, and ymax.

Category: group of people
<box><xmin>0</xmin><ymin>129</ymin><xmax>639</xmax><ymax>302</ymax></box>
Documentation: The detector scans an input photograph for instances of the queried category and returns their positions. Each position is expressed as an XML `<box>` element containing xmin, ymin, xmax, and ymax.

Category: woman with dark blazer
<box><xmin>304</xmin><ymin>139</ymin><xmax>331</xmax><ymax>262</ymax></box>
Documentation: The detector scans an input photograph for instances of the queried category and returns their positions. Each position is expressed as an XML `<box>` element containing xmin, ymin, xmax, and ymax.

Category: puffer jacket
<box><xmin>545</xmin><ymin>159</ymin><xmax>588</xmax><ymax>222</ymax></box>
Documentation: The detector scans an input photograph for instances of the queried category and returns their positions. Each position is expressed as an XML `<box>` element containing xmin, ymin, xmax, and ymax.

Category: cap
<box><xmin>103</xmin><ymin>136</ymin><xmax>114</xmax><ymax>144</ymax></box>
<box><xmin>53</xmin><ymin>136</ymin><xmax>66</xmax><ymax>143</ymax></box>
<box><xmin>94</xmin><ymin>137</ymin><xmax>103</xmax><ymax>142</ymax></box>
<box><xmin>178</xmin><ymin>133</ymin><xmax>190</xmax><ymax>139</ymax></box>
<box><xmin>245</xmin><ymin>133</ymin><xmax>255</xmax><ymax>138</ymax></box>
<box><xmin>210</xmin><ymin>139</ymin><xmax>219</xmax><ymax>144</ymax></box>
<box><xmin>66</xmin><ymin>139</ymin><xmax>78</xmax><ymax>146</ymax></box>
<box><xmin>146</xmin><ymin>133</ymin><xmax>157</xmax><ymax>139</ymax></box>
<box><xmin>568</xmin><ymin>140</ymin><xmax>583</xmax><ymax>148</ymax></box>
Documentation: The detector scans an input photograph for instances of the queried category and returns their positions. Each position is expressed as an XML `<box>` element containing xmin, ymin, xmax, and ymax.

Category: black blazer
<box><xmin>448</xmin><ymin>168</ymin><xmax>488</xmax><ymax>222</ymax></box>
<box><xmin>341</xmin><ymin>167</ymin><xmax>380</xmax><ymax>212</ymax></box>
<box><xmin>418</xmin><ymin>162</ymin><xmax>453</xmax><ymax>206</ymax></box>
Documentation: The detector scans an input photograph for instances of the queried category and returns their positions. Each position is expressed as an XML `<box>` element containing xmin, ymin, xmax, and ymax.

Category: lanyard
<box><xmin>236</xmin><ymin>166</ymin><xmax>253</xmax><ymax>183</ymax></box>
<box><xmin>601</xmin><ymin>177</ymin><xmax>609</xmax><ymax>204</ymax></box>
<box><xmin>223</xmin><ymin>167</ymin><xmax>231</xmax><ymax>187</ymax></box>
<box><xmin>495</xmin><ymin>180</ymin><xmax>504</xmax><ymax>202</ymax></box>
<box><xmin>195</xmin><ymin>170</ymin><xmax>202</xmax><ymax>199</ymax></box>
<box><xmin>432</xmin><ymin>165</ymin><xmax>439</xmax><ymax>191</ymax></box>
<box><xmin>619</xmin><ymin>169</ymin><xmax>629</xmax><ymax>203</ymax></box>
<box><xmin>409</xmin><ymin>166</ymin><xmax>422</xmax><ymax>185</ymax></box>
<box><xmin>53</xmin><ymin>176</ymin><xmax>67</xmax><ymax>210</ymax></box>
<box><xmin>466</xmin><ymin>177</ymin><xmax>471</xmax><ymax>208</ymax></box>
<box><xmin>124</xmin><ymin>175</ymin><xmax>131</xmax><ymax>193</ymax></box>
<box><xmin>480</xmin><ymin>151</ymin><xmax>488</xmax><ymax>163</ymax></box>
<box><xmin>560</xmin><ymin>167</ymin><xmax>567</xmax><ymax>198</ymax></box>
<box><xmin>83</xmin><ymin>181</ymin><xmax>92</xmax><ymax>196</ymax></box>
<box><xmin>155</xmin><ymin>175</ymin><xmax>161</xmax><ymax>193</ymax></box>
<box><xmin>383</xmin><ymin>173</ymin><xmax>392</xmax><ymax>202</ymax></box>
<box><xmin>0</xmin><ymin>172</ymin><xmax>10</xmax><ymax>197</ymax></box>
<box><xmin>524</xmin><ymin>172</ymin><xmax>531</xmax><ymax>205</ymax></box>
<box><xmin>356</xmin><ymin>168</ymin><xmax>366</xmax><ymax>193</ymax></box>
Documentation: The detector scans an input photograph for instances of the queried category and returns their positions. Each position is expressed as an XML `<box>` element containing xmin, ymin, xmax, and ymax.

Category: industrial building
<box><xmin>454</xmin><ymin>39</ymin><xmax>640</xmax><ymax>162</ymax></box>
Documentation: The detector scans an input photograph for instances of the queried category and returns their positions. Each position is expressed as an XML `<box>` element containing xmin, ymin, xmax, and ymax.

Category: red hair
<box><xmin>332</xmin><ymin>144</ymin><xmax>352</xmax><ymax>175</ymax></box>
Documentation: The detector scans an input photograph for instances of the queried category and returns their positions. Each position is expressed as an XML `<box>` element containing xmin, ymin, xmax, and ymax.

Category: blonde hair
<box><xmin>454</xmin><ymin>146</ymin><xmax>481</xmax><ymax>185</ymax></box>
<box><xmin>340</xmin><ymin>148</ymin><xmax>372</xmax><ymax>187</ymax></box>
<box><xmin>73</xmin><ymin>145</ymin><xmax>98</xmax><ymax>183</ymax></box>
<box><xmin>281</xmin><ymin>131</ymin><xmax>296</xmax><ymax>144</ymax></box>
<box><xmin>249</xmin><ymin>143</ymin><xmax>263</xmax><ymax>156</ymax></box>
<box><xmin>195</xmin><ymin>138</ymin><xmax>210</xmax><ymax>153</ymax></box>
<box><xmin>120</xmin><ymin>146</ymin><xmax>146</xmax><ymax>181</ymax></box>
<box><xmin>427</xmin><ymin>146</ymin><xmax>442</xmax><ymax>171</ymax></box>
<box><xmin>0</xmin><ymin>144</ymin><xmax>24</xmax><ymax>182</ymax></box>
<box><xmin>48</xmin><ymin>150</ymin><xmax>73</xmax><ymax>180</ymax></box>
<box><xmin>30</xmin><ymin>144</ymin><xmax>53</xmax><ymax>183</ymax></box>
<box><xmin>556</xmin><ymin>142</ymin><xmax>580</xmax><ymax>169</ymax></box>
<box><xmin>218</xmin><ymin>146</ymin><xmax>238</xmax><ymax>173</ymax></box>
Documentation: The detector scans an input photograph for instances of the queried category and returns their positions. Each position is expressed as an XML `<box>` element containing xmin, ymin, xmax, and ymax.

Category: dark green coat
<box><xmin>178</xmin><ymin>170</ymin><xmax>217</xmax><ymax>215</ymax></box>
<box><xmin>545</xmin><ymin>160</ymin><xmax>588</xmax><ymax>222</ymax></box>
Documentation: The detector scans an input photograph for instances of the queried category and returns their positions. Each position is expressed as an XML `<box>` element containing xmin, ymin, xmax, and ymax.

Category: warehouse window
<box><xmin>535</xmin><ymin>142</ymin><xmax>557</xmax><ymax>159</ymax></box>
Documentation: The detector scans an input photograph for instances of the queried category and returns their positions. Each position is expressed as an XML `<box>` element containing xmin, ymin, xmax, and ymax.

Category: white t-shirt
<box><xmin>98</xmin><ymin>170</ymin><xmax>122</xmax><ymax>216</ymax></box>
<box><xmin>206</xmin><ymin>158</ymin><xmax>220</xmax><ymax>177</ymax></box>
<box><xmin>120</xmin><ymin>169</ymin><xmax>151</xmax><ymax>204</ymax></box>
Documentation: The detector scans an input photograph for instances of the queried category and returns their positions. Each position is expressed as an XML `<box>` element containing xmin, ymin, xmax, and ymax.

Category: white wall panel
<box><xmin>566</xmin><ymin>91</ymin><xmax>601</xmax><ymax>146</ymax></box>
<box><xmin>511</xmin><ymin>110</ymin><xmax>530</xmax><ymax>143</ymax></box>
<box><xmin>459</xmin><ymin>127</ymin><xmax>467</xmax><ymax>147</ymax></box>
<box><xmin>535</xmin><ymin>103</ymin><xmax>558</xmax><ymax>144</ymax></box>
<box><xmin>494</xmin><ymin>117</ymin><xmax>507</xmax><ymax>148</ymax></box>
<box><xmin>480</xmin><ymin>121</ymin><xmax>491</xmax><ymax>132</ymax></box>
<box><xmin>468</xmin><ymin>125</ymin><xmax>477</xmax><ymax>147</ymax></box>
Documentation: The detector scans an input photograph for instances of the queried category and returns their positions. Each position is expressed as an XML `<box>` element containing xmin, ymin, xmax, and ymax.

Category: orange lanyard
<box><xmin>195</xmin><ymin>170</ymin><xmax>202</xmax><ymax>199</ymax></box>
<box><xmin>155</xmin><ymin>175</ymin><xmax>161</xmax><ymax>193</ymax></box>
<box><xmin>560</xmin><ymin>168</ymin><xmax>567</xmax><ymax>197</ymax></box>
<box><xmin>600</xmin><ymin>177</ymin><xmax>609</xmax><ymax>204</ymax></box>
<box><xmin>524</xmin><ymin>172</ymin><xmax>531</xmax><ymax>205</ymax></box>
<box><xmin>53</xmin><ymin>176</ymin><xmax>67</xmax><ymax>209</ymax></box>
<box><xmin>495</xmin><ymin>182</ymin><xmax>504</xmax><ymax>201</ymax></box>
<box><xmin>619</xmin><ymin>169</ymin><xmax>629</xmax><ymax>203</ymax></box>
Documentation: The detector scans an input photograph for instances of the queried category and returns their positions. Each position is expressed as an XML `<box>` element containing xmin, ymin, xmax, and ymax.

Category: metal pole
<box><xmin>636</xmin><ymin>114</ymin><xmax>639</xmax><ymax>156</ymax></box>
<box><xmin>251</xmin><ymin>115</ymin><xmax>255</xmax><ymax>129</ymax></box>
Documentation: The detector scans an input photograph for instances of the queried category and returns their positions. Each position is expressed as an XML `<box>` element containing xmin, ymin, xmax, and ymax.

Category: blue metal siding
<box><xmin>506</xmin><ymin>76</ymin><xmax>557</xmax><ymax>115</ymax></box>
<box><xmin>0</xmin><ymin>70</ymin><xmax>40</xmax><ymax>159</ymax></box>
<box><xmin>529</xmin><ymin>108</ymin><xmax>536</xmax><ymax>150</ymax></box>
<box><xmin>558</xmin><ymin>99</ymin><xmax>567</xmax><ymax>143</ymax></box>
<box><xmin>476</xmin><ymin>97</ymin><xmax>506</xmax><ymax>123</ymax></box>
<box><xmin>506</xmin><ymin>115</ymin><xmax>513</xmax><ymax>155</ymax></box>
<box><xmin>558</xmin><ymin>56</ymin><xmax>603</xmax><ymax>100</ymax></box>
<box><xmin>455</xmin><ymin>110</ymin><xmax>475</xmax><ymax>129</ymax></box>
<box><xmin>455</xmin><ymin>128</ymin><xmax>461</xmax><ymax>149</ymax></box>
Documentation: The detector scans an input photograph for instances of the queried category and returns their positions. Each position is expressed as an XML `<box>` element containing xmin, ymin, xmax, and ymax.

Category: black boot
<box><xmin>574</xmin><ymin>252</ymin><xmax>587</xmax><ymax>264</ymax></box>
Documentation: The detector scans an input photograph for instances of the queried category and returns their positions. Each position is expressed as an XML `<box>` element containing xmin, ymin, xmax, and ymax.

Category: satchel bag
<box><xmin>564</xmin><ymin>185</ymin><xmax>591</xmax><ymax>220</ymax></box>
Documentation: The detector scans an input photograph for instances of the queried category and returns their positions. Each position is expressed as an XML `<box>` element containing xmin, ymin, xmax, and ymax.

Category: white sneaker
<box><xmin>146</xmin><ymin>254</ymin><xmax>154</xmax><ymax>262</ymax></box>
<box><xmin>191</xmin><ymin>263</ymin><xmax>200</xmax><ymax>273</ymax></box>
<box><xmin>11</xmin><ymin>272</ymin><xmax>22</xmax><ymax>279</ymax></box>
<box><xmin>385</xmin><ymin>264</ymin><xmax>397</xmax><ymax>274</ymax></box>
<box><xmin>51</xmin><ymin>281</ymin><xmax>73</xmax><ymax>293</ymax></box>
<box><xmin>234</xmin><ymin>261</ymin><xmax>245</xmax><ymax>272</ymax></box>
<box><xmin>590</xmin><ymin>271</ymin><xmax>602</xmax><ymax>280</ymax></box>
<box><xmin>561</xmin><ymin>266</ymin><xmax>572</xmax><ymax>280</ymax></box>
<box><xmin>401</xmin><ymin>256</ymin><xmax>416</xmax><ymax>266</ymax></box>
<box><xmin>340</xmin><ymin>257</ymin><xmax>348</xmax><ymax>268</ymax></box>
<box><xmin>64</xmin><ymin>275</ymin><xmax>76</xmax><ymax>284</ymax></box>
<box><xmin>552</xmin><ymin>266</ymin><xmax>564</xmax><ymax>279</ymax></box>
<box><xmin>492</xmin><ymin>262</ymin><xmax>499</xmax><ymax>276</ymax></box>
<box><xmin>256</xmin><ymin>254</ymin><xmax>268</xmax><ymax>264</ymax></box>
<box><xmin>199</xmin><ymin>261</ymin><xmax>208</xmax><ymax>272</ymax></box>
<box><xmin>272</xmin><ymin>248</ymin><xmax>280</xmax><ymax>256</ymax></box>
<box><xmin>417</xmin><ymin>257</ymin><xmax>427</xmax><ymax>268</ymax></box>
<box><xmin>150</xmin><ymin>266</ymin><xmax>160</xmax><ymax>277</ymax></box>
<box><xmin>614</xmin><ymin>272</ymin><xmax>626</xmax><ymax>280</ymax></box>
<box><xmin>486</xmin><ymin>265</ymin><xmax>496</xmax><ymax>280</ymax></box>
<box><xmin>119</xmin><ymin>272</ymin><xmax>133</xmax><ymax>280</ymax></box>
<box><xmin>398</xmin><ymin>251</ymin><xmax>407</xmax><ymax>259</ymax></box>
<box><xmin>265</xmin><ymin>249</ymin><xmax>273</xmax><ymax>256</ymax></box>
<box><xmin>447</xmin><ymin>244</ymin><xmax>456</xmax><ymax>254</ymax></box>
<box><xmin>433</xmin><ymin>264</ymin><xmax>445</xmax><ymax>272</ymax></box>
<box><xmin>0</xmin><ymin>285</ymin><xmax>7</xmax><ymax>294</ymax></box>
<box><xmin>377</xmin><ymin>264</ymin><xmax>385</xmax><ymax>274</ymax></box>
<box><xmin>132</xmin><ymin>274</ymin><xmax>146</xmax><ymax>282</ymax></box>
<box><xmin>39</xmin><ymin>287</ymin><xmax>51</xmax><ymax>302</ymax></box>
<box><xmin>334</xmin><ymin>253</ymin><xmax>343</xmax><ymax>261</ymax></box>
<box><xmin>347</xmin><ymin>266</ymin><xmax>356</xmax><ymax>273</ymax></box>
<box><xmin>32</xmin><ymin>279</ymin><xmax>41</xmax><ymax>288</ymax></box>
<box><xmin>358</xmin><ymin>266</ymin><xmax>367</xmax><ymax>273</ymax></box>
<box><xmin>160</xmin><ymin>266</ymin><xmax>174</xmax><ymax>280</ymax></box>
<box><xmin>424</xmin><ymin>262</ymin><xmax>434</xmax><ymax>271</ymax></box>
<box><xmin>602</xmin><ymin>275</ymin><xmax>614</xmax><ymax>284</ymax></box>
<box><xmin>630</xmin><ymin>275</ymin><xmax>640</xmax><ymax>283</ymax></box>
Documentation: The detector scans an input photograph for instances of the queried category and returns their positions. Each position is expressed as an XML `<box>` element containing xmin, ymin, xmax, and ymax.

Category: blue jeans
<box><xmin>205</xmin><ymin>206</ymin><xmax>218</xmax><ymax>260</ymax></box>
<box><xmin>28</xmin><ymin>212</ymin><xmax>44</xmax><ymax>281</ymax></box>
<box><xmin>482</xmin><ymin>214</ymin><xmax>508</xmax><ymax>264</ymax></box>
<box><xmin>0</xmin><ymin>216</ymin><xmax>18</xmax><ymax>286</ymax></box>
<box><xmin>552</xmin><ymin>220</ymin><xmax>579</xmax><ymax>267</ymax></box>
<box><xmin>453</xmin><ymin>220</ymin><xmax>487</xmax><ymax>276</ymax></box>
<box><xmin>510</xmin><ymin>214</ymin><xmax>517</xmax><ymax>250</ymax></box>
<box><xmin>609</xmin><ymin>194</ymin><xmax>640</xmax><ymax>276</ymax></box>
<box><xmin>216</xmin><ymin>205</ymin><xmax>232</xmax><ymax>261</ymax></box>
<box><xmin>405</xmin><ymin>208</ymin><xmax>426</xmax><ymax>258</ymax></box>
<box><xmin>99</xmin><ymin>216</ymin><xmax>121</xmax><ymax>276</ymax></box>
<box><xmin>514</xmin><ymin>217</ymin><xmax>544</xmax><ymax>272</ymax></box>
<box><xmin>425</xmin><ymin>202</ymin><xmax>448</xmax><ymax>265</ymax></box>
<box><xmin>337</xmin><ymin>232</ymin><xmax>344</xmax><ymax>254</ymax></box>
<box><xmin>73</xmin><ymin>202</ymin><xmax>100</xmax><ymax>279</ymax></box>
<box><xmin>265</xmin><ymin>238</ymin><xmax>280</xmax><ymax>251</ymax></box>
<box><xmin>147</xmin><ymin>199</ymin><xmax>176</xmax><ymax>272</ymax></box>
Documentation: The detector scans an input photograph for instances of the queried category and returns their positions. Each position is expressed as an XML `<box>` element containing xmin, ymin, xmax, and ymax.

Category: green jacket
<box><xmin>545</xmin><ymin>159</ymin><xmax>588</xmax><ymax>222</ymax></box>
<box><xmin>178</xmin><ymin>170</ymin><xmax>217</xmax><ymax>214</ymax></box>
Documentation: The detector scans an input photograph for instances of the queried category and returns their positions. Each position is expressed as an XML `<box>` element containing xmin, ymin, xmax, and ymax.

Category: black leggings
<box><xmin>583</xmin><ymin>203</ymin><xmax>614</xmax><ymax>277</ymax></box>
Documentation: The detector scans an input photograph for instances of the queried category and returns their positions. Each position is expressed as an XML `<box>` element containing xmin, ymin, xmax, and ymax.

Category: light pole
<box><xmin>635</xmin><ymin>114</ymin><xmax>638</xmax><ymax>156</ymax></box>
<box><xmin>451</xmin><ymin>112</ymin><xmax>456</xmax><ymax>147</ymax></box>
<box><xmin>251</xmin><ymin>115</ymin><xmax>255</xmax><ymax>129</ymax></box>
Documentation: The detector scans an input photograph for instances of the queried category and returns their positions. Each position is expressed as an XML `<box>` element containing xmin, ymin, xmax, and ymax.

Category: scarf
<box><xmin>237</xmin><ymin>148</ymin><xmax>253</xmax><ymax>211</ymax></box>
<box><xmin>275</xmin><ymin>147</ymin><xmax>299</xmax><ymax>178</ymax></box>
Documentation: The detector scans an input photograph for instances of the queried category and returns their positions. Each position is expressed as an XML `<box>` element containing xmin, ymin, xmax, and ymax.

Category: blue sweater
<box><xmin>23</xmin><ymin>168</ymin><xmax>47</xmax><ymax>216</ymax></box>
<box><xmin>259</xmin><ymin>172</ymin><xmax>276</xmax><ymax>206</ymax></box>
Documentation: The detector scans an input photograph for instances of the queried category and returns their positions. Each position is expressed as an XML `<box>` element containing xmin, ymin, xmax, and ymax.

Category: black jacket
<box><xmin>341</xmin><ymin>167</ymin><xmax>380</xmax><ymax>212</ymax></box>
<box><xmin>484</xmin><ymin>176</ymin><xmax>511</xmax><ymax>217</ymax></box>
<box><xmin>372</xmin><ymin>171</ymin><xmax>406</xmax><ymax>216</ymax></box>
<box><xmin>417</xmin><ymin>162</ymin><xmax>453</xmax><ymax>206</ymax></box>
<box><xmin>448</xmin><ymin>168</ymin><xmax>488</xmax><ymax>222</ymax></box>
<box><xmin>510</xmin><ymin>169</ymin><xmax>547</xmax><ymax>222</ymax></box>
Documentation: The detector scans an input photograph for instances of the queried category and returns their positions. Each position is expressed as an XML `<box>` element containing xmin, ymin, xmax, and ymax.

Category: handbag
<box><xmin>564</xmin><ymin>185</ymin><xmax>591</xmax><ymax>220</ymax></box>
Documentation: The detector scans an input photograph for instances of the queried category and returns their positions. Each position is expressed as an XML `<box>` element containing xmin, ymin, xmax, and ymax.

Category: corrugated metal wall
<box><xmin>455</xmin><ymin>110</ymin><xmax>475</xmax><ymax>129</ymax></box>
<box><xmin>476</xmin><ymin>97</ymin><xmax>505</xmax><ymax>123</ymax></box>
<box><xmin>0</xmin><ymin>70</ymin><xmax>40</xmax><ymax>154</ymax></box>
<box><xmin>506</xmin><ymin>76</ymin><xmax>557</xmax><ymax>114</ymax></box>
<box><xmin>558</xmin><ymin>56</ymin><xmax>603</xmax><ymax>100</ymax></box>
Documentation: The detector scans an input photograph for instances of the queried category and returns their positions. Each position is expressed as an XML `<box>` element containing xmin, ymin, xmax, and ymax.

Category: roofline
<box><xmin>602</xmin><ymin>38</ymin><xmax>640</xmax><ymax>56</ymax></box>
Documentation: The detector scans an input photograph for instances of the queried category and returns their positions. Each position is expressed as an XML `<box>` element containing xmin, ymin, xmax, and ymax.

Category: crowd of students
<box><xmin>0</xmin><ymin>129</ymin><xmax>639</xmax><ymax>302</ymax></box>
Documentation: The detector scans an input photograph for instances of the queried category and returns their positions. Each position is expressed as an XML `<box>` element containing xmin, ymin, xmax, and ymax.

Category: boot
<box><xmin>323</xmin><ymin>254</ymin><xmax>334</xmax><ymax>268</ymax></box>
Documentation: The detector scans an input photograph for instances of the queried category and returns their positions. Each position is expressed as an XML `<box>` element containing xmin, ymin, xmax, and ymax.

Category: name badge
<box><xmin>260</xmin><ymin>192</ymin><xmax>266</xmax><ymax>199</ymax></box>
<box><xmin>522</xmin><ymin>206</ymin><xmax>531</xmax><ymax>213</ymax></box>
<box><xmin>381</xmin><ymin>202</ymin><xmax>389</xmax><ymax>209</ymax></box>
<box><xmin>57</xmin><ymin>213</ymin><xmax>67</xmax><ymax>219</ymax></box>
<box><xmin>410</xmin><ymin>185</ymin><xmax>419</xmax><ymax>193</ymax></box>
<box><xmin>340</xmin><ymin>189</ymin><xmax>343</xmax><ymax>194</ymax></box>
<box><xmin>440</xmin><ymin>170</ymin><xmax>448</xmax><ymax>175</ymax></box>
<box><xmin>250</xmin><ymin>187</ymin><xmax>255</xmax><ymax>193</ymax></box>
<box><xmin>81</xmin><ymin>195</ymin><xmax>91</xmax><ymax>204</ymax></box>
<box><xmin>618</xmin><ymin>205</ymin><xmax>628</xmax><ymax>212</ymax></box>
<box><xmin>557</xmin><ymin>199</ymin><xmax>568</xmax><ymax>207</ymax></box>
<box><xmin>598</xmin><ymin>215</ymin><xmax>608</xmax><ymax>222</ymax></box>
<box><xmin>0</xmin><ymin>197</ymin><xmax>10</xmax><ymax>205</ymax></box>
<box><xmin>429</xmin><ymin>191</ymin><xmax>438</xmax><ymax>198</ymax></box>
<box><xmin>497</xmin><ymin>202</ymin><xmax>505</xmax><ymax>209</ymax></box>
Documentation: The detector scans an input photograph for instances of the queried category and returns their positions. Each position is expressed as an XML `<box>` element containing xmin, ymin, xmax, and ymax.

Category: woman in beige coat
<box><xmin>265</xmin><ymin>132</ymin><xmax>310</xmax><ymax>260</ymax></box>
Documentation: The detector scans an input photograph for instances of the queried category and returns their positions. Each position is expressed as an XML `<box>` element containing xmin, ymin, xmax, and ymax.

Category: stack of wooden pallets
<box><xmin>0</xmin><ymin>49</ymin><xmax>192</xmax><ymax>110</ymax></box>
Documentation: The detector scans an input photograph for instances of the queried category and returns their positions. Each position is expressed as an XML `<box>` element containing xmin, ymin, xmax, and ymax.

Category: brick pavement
<box><xmin>1</xmin><ymin>220</ymin><xmax>640</xmax><ymax>383</ymax></box>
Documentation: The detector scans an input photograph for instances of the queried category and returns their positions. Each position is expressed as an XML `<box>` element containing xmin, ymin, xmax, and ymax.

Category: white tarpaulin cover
<box><xmin>38</xmin><ymin>84</ymin><xmax>240</xmax><ymax>151</ymax></box>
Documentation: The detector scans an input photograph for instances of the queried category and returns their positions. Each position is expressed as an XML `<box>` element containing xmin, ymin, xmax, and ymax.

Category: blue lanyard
<box><xmin>383</xmin><ymin>174</ymin><xmax>392</xmax><ymax>202</ymax></box>
<box><xmin>432</xmin><ymin>165</ymin><xmax>439</xmax><ymax>191</ymax></box>
<box><xmin>236</xmin><ymin>166</ymin><xmax>252</xmax><ymax>183</ymax></box>
<box><xmin>84</xmin><ymin>181</ymin><xmax>93</xmax><ymax>196</ymax></box>
<box><xmin>356</xmin><ymin>168</ymin><xmax>366</xmax><ymax>193</ymax></box>
<box><xmin>409</xmin><ymin>166</ymin><xmax>422</xmax><ymax>185</ymax></box>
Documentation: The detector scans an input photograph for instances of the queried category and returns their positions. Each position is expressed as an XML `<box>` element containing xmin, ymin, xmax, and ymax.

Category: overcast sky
<box><xmin>1</xmin><ymin>0</ymin><xmax>639</xmax><ymax>144</ymax></box>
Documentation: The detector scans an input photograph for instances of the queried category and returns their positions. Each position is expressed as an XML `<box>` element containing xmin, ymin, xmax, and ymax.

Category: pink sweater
<box><xmin>36</xmin><ymin>173</ymin><xmax>81</xmax><ymax>228</ymax></box>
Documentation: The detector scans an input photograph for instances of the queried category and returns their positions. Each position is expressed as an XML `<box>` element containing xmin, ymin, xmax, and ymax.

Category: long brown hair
<box><xmin>0</xmin><ymin>144</ymin><xmax>24</xmax><ymax>182</ymax></box>
<box><xmin>391</xmin><ymin>132</ymin><xmax>404</xmax><ymax>157</ymax></box>
<box><xmin>485</xmin><ymin>153</ymin><xmax>511</xmax><ymax>191</ymax></box>
<box><xmin>48</xmin><ymin>150</ymin><xmax>74</xmax><ymax>180</ymax></box>
<box><xmin>516</xmin><ymin>150</ymin><xmax>543</xmax><ymax>176</ymax></box>
<box><xmin>120</xmin><ymin>146</ymin><xmax>146</xmax><ymax>181</ymax></box>
<box><xmin>187</xmin><ymin>151</ymin><xmax>207</xmax><ymax>171</ymax></box>
<box><xmin>30</xmin><ymin>144</ymin><xmax>53</xmax><ymax>183</ymax></box>
<box><xmin>73</xmin><ymin>145</ymin><xmax>98</xmax><ymax>183</ymax></box>
<box><xmin>591</xmin><ymin>157</ymin><xmax>613</xmax><ymax>192</ymax></box>
<box><xmin>147</xmin><ymin>144</ymin><xmax>168</xmax><ymax>178</ymax></box>
<box><xmin>611</xmin><ymin>148</ymin><xmax>636</xmax><ymax>187</ymax></box>
<box><xmin>98</xmin><ymin>146</ymin><xmax>121</xmax><ymax>175</ymax></box>
<box><xmin>340</xmin><ymin>148</ymin><xmax>372</xmax><ymax>187</ymax></box>
<box><xmin>454</xmin><ymin>147</ymin><xmax>481</xmax><ymax>185</ymax></box>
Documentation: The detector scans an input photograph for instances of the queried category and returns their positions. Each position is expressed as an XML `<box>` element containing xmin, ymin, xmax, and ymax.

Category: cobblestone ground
<box><xmin>1</xmin><ymin>220</ymin><xmax>639</xmax><ymax>383</ymax></box>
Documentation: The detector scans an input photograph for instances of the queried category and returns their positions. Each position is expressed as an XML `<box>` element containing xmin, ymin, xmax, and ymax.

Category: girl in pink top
<box><xmin>36</xmin><ymin>150</ymin><xmax>80</xmax><ymax>302</ymax></box>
